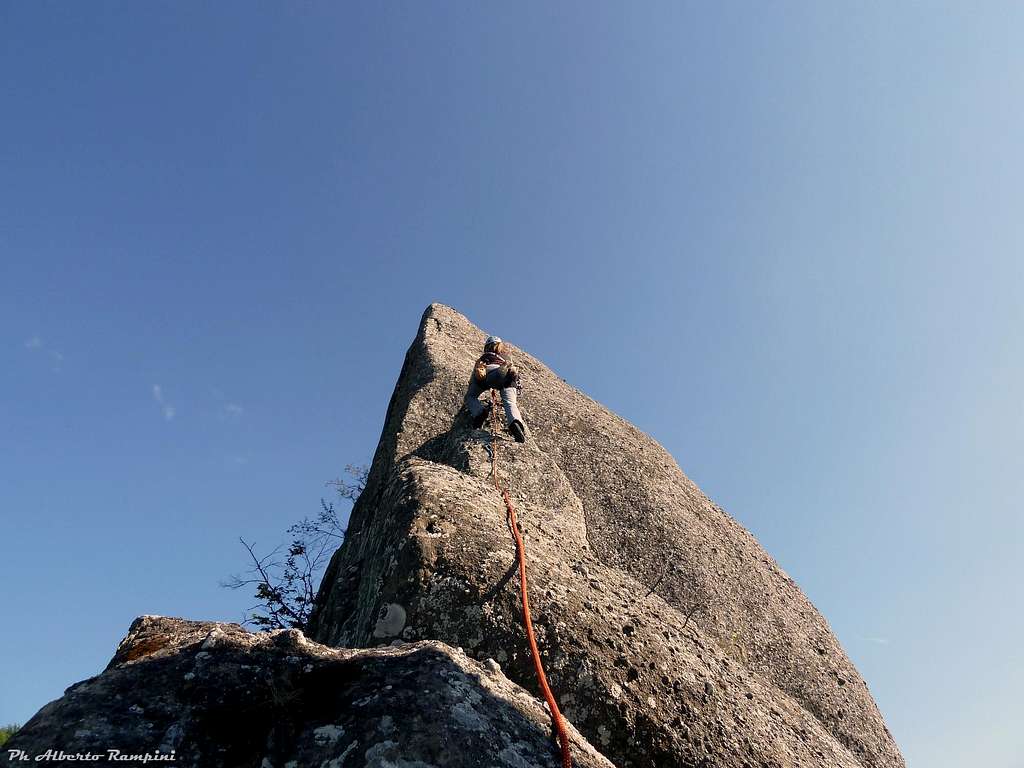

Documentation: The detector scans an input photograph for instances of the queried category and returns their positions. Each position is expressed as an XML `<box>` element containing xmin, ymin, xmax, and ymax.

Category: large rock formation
<box><xmin>306</xmin><ymin>303</ymin><xmax>904</xmax><ymax>768</ymax></box>
<box><xmin>7</xmin><ymin>616</ymin><xmax>612</xmax><ymax>768</ymax></box>
<box><xmin>9</xmin><ymin>303</ymin><xmax>904</xmax><ymax>768</ymax></box>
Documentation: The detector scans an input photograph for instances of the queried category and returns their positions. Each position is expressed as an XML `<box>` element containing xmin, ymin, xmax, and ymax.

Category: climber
<box><xmin>464</xmin><ymin>335</ymin><xmax>527</xmax><ymax>443</ymax></box>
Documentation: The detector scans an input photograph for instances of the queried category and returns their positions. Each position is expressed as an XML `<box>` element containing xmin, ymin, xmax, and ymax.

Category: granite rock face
<box><xmin>7</xmin><ymin>615</ymin><xmax>613</xmax><ymax>768</ymax></box>
<box><xmin>10</xmin><ymin>303</ymin><xmax>904</xmax><ymax>768</ymax></box>
<box><xmin>307</xmin><ymin>303</ymin><xmax>904</xmax><ymax>768</ymax></box>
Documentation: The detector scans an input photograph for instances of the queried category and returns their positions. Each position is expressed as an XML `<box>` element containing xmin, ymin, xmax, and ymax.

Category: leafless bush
<box><xmin>222</xmin><ymin>465</ymin><xmax>367</xmax><ymax>630</ymax></box>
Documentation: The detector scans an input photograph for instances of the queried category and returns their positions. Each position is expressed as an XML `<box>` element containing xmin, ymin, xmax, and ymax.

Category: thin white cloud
<box><xmin>863</xmin><ymin>636</ymin><xmax>890</xmax><ymax>646</ymax></box>
<box><xmin>212</xmin><ymin>389</ymin><xmax>244</xmax><ymax>420</ymax></box>
<box><xmin>152</xmin><ymin>384</ymin><xmax>176</xmax><ymax>422</ymax></box>
<box><xmin>24</xmin><ymin>334</ymin><xmax>64</xmax><ymax>372</ymax></box>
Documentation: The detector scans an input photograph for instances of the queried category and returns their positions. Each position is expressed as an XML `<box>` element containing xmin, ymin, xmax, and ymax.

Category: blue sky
<box><xmin>2</xmin><ymin>3</ymin><xmax>1021</xmax><ymax>766</ymax></box>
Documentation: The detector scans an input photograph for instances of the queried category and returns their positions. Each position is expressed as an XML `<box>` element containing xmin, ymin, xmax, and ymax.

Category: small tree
<box><xmin>0</xmin><ymin>724</ymin><xmax>20</xmax><ymax>748</ymax></box>
<box><xmin>223</xmin><ymin>464</ymin><xmax>367</xmax><ymax>630</ymax></box>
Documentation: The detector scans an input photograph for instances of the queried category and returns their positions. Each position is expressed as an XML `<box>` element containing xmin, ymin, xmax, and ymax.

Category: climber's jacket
<box><xmin>473</xmin><ymin>351</ymin><xmax>521</xmax><ymax>391</ymax></box>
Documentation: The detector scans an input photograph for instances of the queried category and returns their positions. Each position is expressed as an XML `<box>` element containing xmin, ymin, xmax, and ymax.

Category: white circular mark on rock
<box><xmin>372</xmin><ymin>603</ymin><xmax>408</xmax><ymax>638</ymax></box>
<box><xmin>313</xmin><ymin>724</ymin><xmax>345</xmax><ymax>746</ymax></box>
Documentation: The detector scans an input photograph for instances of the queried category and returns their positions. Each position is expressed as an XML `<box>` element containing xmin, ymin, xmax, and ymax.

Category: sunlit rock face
<box><xmin>307</xmin><ymin>303</ymin><xmax>905</xmax><ymax>768</ymax></box>
<box><xmin>10</xmin><ymin>304</ymin><xmax>904</xmax><ymax>768</ymax></box>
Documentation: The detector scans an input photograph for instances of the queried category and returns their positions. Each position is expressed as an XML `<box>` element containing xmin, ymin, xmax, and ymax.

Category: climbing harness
<box><xmin>488</xmin><ymin>390</ymin><xmax>573</xmax><ymax>768</ymax></box>
<box><xmin>475</xmin><ymin>352</ymin><xmax>517</xmax><ymax>388</ymax></box>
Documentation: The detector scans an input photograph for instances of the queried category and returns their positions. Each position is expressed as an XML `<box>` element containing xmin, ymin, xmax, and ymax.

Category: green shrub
<box><xmin>0</xmin><ymin>723</ymin><xmax>20</xmax><ymax>747</ymax></box>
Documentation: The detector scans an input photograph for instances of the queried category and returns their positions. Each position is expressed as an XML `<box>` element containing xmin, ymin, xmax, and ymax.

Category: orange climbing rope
<box><xmin>488</xmin><ymin>390</ymin><xmax>573</xmax><ymax>768</ymax></box>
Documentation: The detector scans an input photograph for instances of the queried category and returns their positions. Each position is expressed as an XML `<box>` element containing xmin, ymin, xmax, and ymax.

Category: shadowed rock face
<box><xmin>307</xmin><ymin>303</ymin><xmax>905</xmax><ymax>768</ymax></box>
<box><xmin>7</xmin><ymin>616</ymin><xmax>614</xmax><ymax>768</ymax></box>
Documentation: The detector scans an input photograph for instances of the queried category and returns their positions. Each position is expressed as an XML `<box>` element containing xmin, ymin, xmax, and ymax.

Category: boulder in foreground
<box><xmin>7</xmin><ymin>615</ymin><xmax>613</xmax><ymax>768</ymax></box>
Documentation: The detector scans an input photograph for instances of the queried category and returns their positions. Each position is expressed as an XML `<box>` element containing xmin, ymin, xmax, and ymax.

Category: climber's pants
<box><xmin>465</xmin><ymin>372</ymin><xmax>523</xmax><ymax>426</ymax></box>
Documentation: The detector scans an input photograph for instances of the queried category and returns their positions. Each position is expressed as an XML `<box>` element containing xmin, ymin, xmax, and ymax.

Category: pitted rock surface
<box><xmin>7</xmin><ymin>615</ymin><xmax>614</xmax><ymax>768</ymax></box>
<box><xmin>307</xmin><ymin>303</ymin><xmax>904</xmax><ymax>768</ymax></box>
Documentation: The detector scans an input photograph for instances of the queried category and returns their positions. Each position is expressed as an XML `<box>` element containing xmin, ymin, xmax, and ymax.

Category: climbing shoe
<box><xmin>471</xmin><ymin>403</ymin><xmax>491</xmax><ymax>430</ymax></box>
<box><xmin>509</xmin><ymin>420</ymin><xmax>526</xmax><ymax>443</ymax></box>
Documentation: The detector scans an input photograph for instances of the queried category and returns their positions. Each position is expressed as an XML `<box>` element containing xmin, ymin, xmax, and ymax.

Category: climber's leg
<box><xmin>500</xmin><ymin>387</ymin><xmax>526</xmax><ymax>442</ymax></box>
<box><xmin>499</xmin><ymin>386</ymin><xmax>523</xmax><ymax>425</ymax></box>
<box><xmin>464</xmin><ymin>378</ymin><xmax>490</xmax><ymax>428</ymax></box>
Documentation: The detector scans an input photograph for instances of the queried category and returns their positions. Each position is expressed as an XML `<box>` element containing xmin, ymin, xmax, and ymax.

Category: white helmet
<box><xmin>485</xmin><ymin>335</ymin><xmax>502</xmax><ymax>348</ymax></box>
